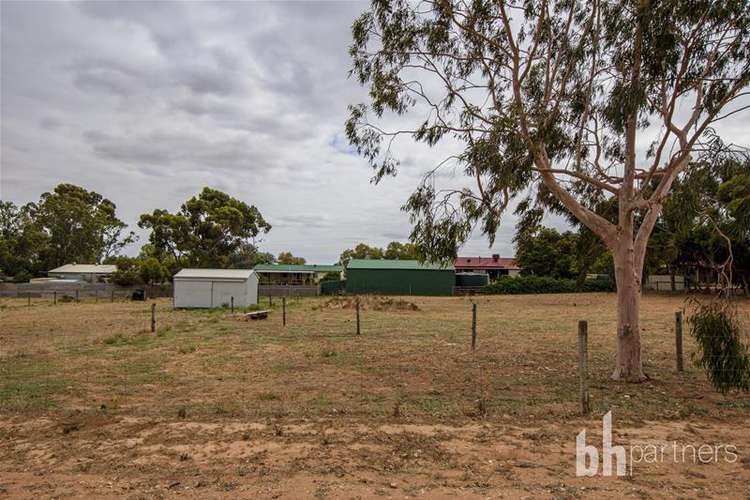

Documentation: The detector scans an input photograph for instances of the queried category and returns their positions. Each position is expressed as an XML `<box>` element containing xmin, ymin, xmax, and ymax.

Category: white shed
<box><xmin>173</xmin><ymin>269</ymin><xmax>258</xmax><ymax>308</ymax></box>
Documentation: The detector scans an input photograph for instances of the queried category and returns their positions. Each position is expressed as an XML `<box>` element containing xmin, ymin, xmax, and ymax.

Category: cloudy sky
<box><xmin>2</xmin><ymin>0</ymin><xmax>531</xmax><ymax>263</ymax></box>
<box><xmin>2</xmin><ymin>1</ymin><xmax>747</xmax><ymax>264</ymax></box>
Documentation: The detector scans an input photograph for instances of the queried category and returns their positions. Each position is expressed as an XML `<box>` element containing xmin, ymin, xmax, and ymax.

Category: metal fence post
<box><xmin>282</xmin><ymin>296</ymin><xmax>286</xmax><ymax>326</ymax></box>
<box><xmin>151</xmin><ymin>303</ymin><xmax>156</xmax><ymax>334</ymax></box>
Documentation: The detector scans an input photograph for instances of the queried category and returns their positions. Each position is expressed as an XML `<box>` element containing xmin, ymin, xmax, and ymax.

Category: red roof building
<box><xmin>454</xmin><ymin>254</ymin><xmax>521</xmax><ymax>280</ymax></box>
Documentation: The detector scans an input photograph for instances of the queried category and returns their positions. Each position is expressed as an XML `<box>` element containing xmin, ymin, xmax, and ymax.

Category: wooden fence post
<box><xmin>151</xmin><ymin>303</ymin><xmax>156</xmax><ymax>334</ymax></box>
<box><xmin>28</xmin><ymin>294</ymin><xmax>31</xmax><ymax>307</ymax></box>
<box><xmin>282</xmin><ymin>296</ymin><xmax>286</xmax><ymax>326</ymax></box>
<box><xmin>269</xmin><ymin>295</ymin><xmax>272</xmax><ymax>307</ymax></box>
<box><xmin>356</xmin><ymin>297</ymin><xmax>361</xmax><ymax>335</ymax></box>
<box><xmin>578</xmin><ymin>320</ymin><xmax>590</xmax><ymax>415</ymax></box>
<box><xmin>75</xmin><ymin>290</ymin><xmax>79</xmax><ymax>303</ymax></box>
<box><xmin>471</xmin><ymin>303</ymin><xmax>477</xmax><ymax>351</ymax></box>
<box><xmin>231</xmin><ymin>296</ymin><xmax>234</xmax><ymax>314</ymax></box>
<box><xmin>675</xmin><ymin>311</ymin><xmax>684</xmax><ymax>372</ymax></box>
<box><xmin>53</xmin><ymin>291</ymin><xmax>57</xmax><ymax>305</ymax></box>
<box><xmin>111</xmin><ymin>289</ymin><xmax>115</xmax><ymax>303</ymax></box>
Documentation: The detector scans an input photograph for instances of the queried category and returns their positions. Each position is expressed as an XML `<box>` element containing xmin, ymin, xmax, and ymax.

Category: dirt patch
<box><xmin>314</xmin><ymin>295</ymin><xmax>420</xmax><ymax>312</ymax></box>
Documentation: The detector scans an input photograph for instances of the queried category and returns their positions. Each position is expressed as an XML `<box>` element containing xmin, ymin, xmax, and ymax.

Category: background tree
<box><xmin>0</xmin><ymin>201</ymin><xmax>46</xmax><ymax>279</ymax></box>
<box><xmin>384</xmin><ymin>241</ymin><xmax>420</xmax><ymax>260</ymax></box>
<box><xmin>277</xmin><ymin>251</ymin><xmax>306</xmax><ymax>265</ymax></box>
<box><xmin>138</xmin><ymin>187</ymin><xmax>271</xmax><ymax>269</ymax></box>
<box><xmin>139</xmin><ymin>257</ymin><xmax>166</xmax><ymax>285</ymax></box>
<box><xmin>339</xmin><ymin>241</ymin><xmax>419</xmax><ymax>265</ymax></box>
<box><xmin>25</xmin><ymin>184</ymin><xmax>134</xmax><ymax>270</ymax></box>
<box><xmin>348</xmin><ymin>0</ymin><xmax>750</xmax><ymax>381</ymax></box>
<box><xmin>228</xmin><ymin>243</ymin><xmax>274</xmax><ymax>269</ymax></box>
<box><xmin>515</xmin><ymin>227</ymin><xmax>579</xmax><ymax>279</ymax></box>
<box><xmin>662</xmin><ymin>150</ymin><xmax>750</xmax><ymax>292</ymax></box>
<box><xmin>339</xmin><ymin>242</ymin><xmax>384</xmax><ymax>266</ymax></box>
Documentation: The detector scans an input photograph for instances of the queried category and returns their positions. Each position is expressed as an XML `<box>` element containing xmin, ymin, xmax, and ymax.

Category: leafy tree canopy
<box><xmin>277</xmin><ymin>251</ymin><xmax>306</xmax><ymax>265</ymax></box>
<box><xmin>138</xmin><ymin>187</ymin><xmax>270</xmax><ymax>269</ymax></box>
<box><xmin>6</xmin><ymin>184</ymin><xmax>135</xmax><ymax>273</ymax></box>
<box><xmin>339</xmin><ymin>241</ymin><xmax>419</xmax><ymax>265</ymax></box>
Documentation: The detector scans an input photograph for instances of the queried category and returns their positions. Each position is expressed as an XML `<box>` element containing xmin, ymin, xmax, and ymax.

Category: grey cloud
<box><xmin>82</xmin><ymin>129</ymin><xmax>275</xmax><ymax>174</ymax></box>
<box><xmin>39</xmin><ymin>116</ymin><xmax>63</xmax><ymax>130</ymax></box>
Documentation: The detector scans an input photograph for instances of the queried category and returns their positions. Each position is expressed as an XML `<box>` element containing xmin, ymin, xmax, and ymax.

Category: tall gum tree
<box><xmin>346</xmin><ymin>0</ymin><xmax>750</xmax><ymax>381</ymax></box>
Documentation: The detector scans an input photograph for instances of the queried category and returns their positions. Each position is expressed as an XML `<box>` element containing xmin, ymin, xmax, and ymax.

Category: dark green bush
<box><xmin>484</xmin><ymin>275</ymin><xmax>614</xmax><ymax>295</ymax></box>
<box><xmin>689</xmin><ymin>300</ymin><xmax>750</xmax><ymax>394</ymax></box>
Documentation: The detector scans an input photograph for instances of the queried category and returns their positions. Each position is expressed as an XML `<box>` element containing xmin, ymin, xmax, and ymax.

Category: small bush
<box><xmin>103</xmin><ymin>333</ymin><xmax>127</xmax><ymax>345</ymax></box>
<box><xmin>178</xmin><ymin>344</ymin><xmax>197</xmax><ymax>354</ymax></box>
<box><xmin>484</xmin><ymin>275</ymin><xmax>614</xmax><ymax>294</ymax></box>
<box><xmin>257</xmin><ymin>392</ymin><xmax>280</xmax><ymax>401</ymax></box>
<box><xmin>689</xmin><ymin>300</ymin><xmax>750</xmax><ymax>394</ymax></box>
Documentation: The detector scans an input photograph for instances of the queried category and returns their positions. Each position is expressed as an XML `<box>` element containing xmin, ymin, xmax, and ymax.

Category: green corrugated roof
<box><xmin>254</xmin><ymin>264</ymin><xmax>343</xmax><ymax>273</ymax></box>
<box><xmin>346</xmin><ymin>259</ymin><xmax>454</xmax><ymax>271</ymax></box>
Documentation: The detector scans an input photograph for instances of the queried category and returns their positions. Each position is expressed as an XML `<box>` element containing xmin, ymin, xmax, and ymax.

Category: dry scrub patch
<box><xmin>314</xmin><ymin>295</ymin><xmax>420</xmax><ymax>311</ymax></box>
<box><xmin>1</xmin><ymin>293</ymin><xmax>749</xmax><ymax>497</ymax></box>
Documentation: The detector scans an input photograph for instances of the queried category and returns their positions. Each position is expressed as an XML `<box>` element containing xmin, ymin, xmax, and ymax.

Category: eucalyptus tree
<box><xmin>138</xmin><ymin>187</ymin><xmax>271</xmax><ymax>269</ymax></box>
<box><xmin>347</xmin><ymin>0</ymin><xmax>750</xmax><ymax>381</ymax></box>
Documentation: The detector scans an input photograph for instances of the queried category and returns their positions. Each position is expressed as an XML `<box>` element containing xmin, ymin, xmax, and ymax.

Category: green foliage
<box><xmin>689</xmin><ymin>300</ymin><xmax>750</xmax><ymax>394</ymax></box>
<box><xmin>138</xmin><ymin>187</ymin><xmax>271</xmax><ymax>269</ymax></box>
<box><xmin>277</xmin><ymin>251</ymin><xmax>306</xmax><ymax>265</ymax></box>
<box><xmin>0</xmin><ymin>201</ymin><xmax>45</xmax><ymax>277</ymax></box>
<box><xmin>139</xmin><ymin>257</ymin><xmax>166</xmax><ymax>285</ymax></box>
<box><xmin>659</xmin><ymin>154</ymin><xmax>750</xmax><ymax>290</ymax></box>
<box><xmin>485</xmin><ymin>275</ymin><xmax>614</xmax><ymax>295</ymax></box>
<box><xmin>1</xmin><ymin>186</ymin><xmax>134</xmax><ymax>277</ymax></box>
<box><xmin>106</xmin><ymin>256</ymin><xmax>142</xmax><ymax>286</ymax></box>
<box><xmin>515</xmin><ymin>227</ymin><xmax>580</xmax><ymax>279</ymax></box>
<box><xmin>339</xmin><ymin>241</ymin><xmax>419</xmax><ymax>266</ymax></box>
<box><xmin>28</xmin><ymin>184</ymin><xmax>135</xmax><ymax>269</ymax></box>
<box><xmin>13</xmin><ymin>270</ymin><xmax>33</xmax><ymax>283</ymax></box>
<box><xmin>339</xmin><ymin>243</ymin><xmax>383</xmax><ymax>266</ymax></box>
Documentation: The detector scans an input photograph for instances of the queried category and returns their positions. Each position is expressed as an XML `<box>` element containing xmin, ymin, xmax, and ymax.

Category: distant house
<box><xmin>454</xmin><ymin>255</ymin><xmax>521</xmax><ymax>281</ymax></box>
<box><xmin>253</xmin><ymin>264</ymin><xmax>343</xmax><ymax>286</ymax></box>
<box><xmin>47</xmin><ymin>264</ymin><xmax>117</xmax><ymax>283</ymax></box>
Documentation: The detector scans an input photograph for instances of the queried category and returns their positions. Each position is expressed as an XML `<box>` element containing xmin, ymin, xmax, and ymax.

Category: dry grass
<box><xmin>2</xmin><ymin>293</ymin><xmax>749</xmax><ymax>421</ymax></box>
<box><xmin>2</xmin><ymin>293</ymin><xmax>750</xmax><ymax>498</ymax></box>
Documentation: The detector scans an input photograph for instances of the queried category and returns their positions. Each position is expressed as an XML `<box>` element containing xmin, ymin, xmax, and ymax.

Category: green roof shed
<box><xmin>345</xmin><ymin>259</ymin><xmax>455</xmax><ymax>296</ymax></box>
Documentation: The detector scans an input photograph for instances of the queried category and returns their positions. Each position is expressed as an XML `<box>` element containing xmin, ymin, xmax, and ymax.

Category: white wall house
<box><xmin>48</xmin><ymin>264</ymin><xmax>117</xmax><ymax>283</ymax></box>
<box><xmin>173</xmin><ymin>269</ymin><xmax>258</xmax><ymax>308</ymax></box>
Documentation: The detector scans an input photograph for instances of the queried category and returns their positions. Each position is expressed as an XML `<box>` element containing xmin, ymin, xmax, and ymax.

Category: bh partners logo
<box><xmin>575</xmin><ymin>411</ymin><xmax>738</xmax><ymax>477</ymax></box>
<box><xmin>576</xmin><ymin>411</ymin><xmax>626</xmax><ymax>476</ymax></box>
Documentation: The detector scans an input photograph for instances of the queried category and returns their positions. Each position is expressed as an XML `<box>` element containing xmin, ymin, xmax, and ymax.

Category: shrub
<box><xmin>484</xmin><ymin>275</ymin><xmax>614</xmax><ymax>294</ymax></box>
<box><xmin>689</xmin><ymin>299</ymin><xmax>750</xmax><ymax>394</ymax></box>
<box><xmin>13</xmin><ymin>270</ymin><xmax>32</xmax><ymax>283</ymax></box>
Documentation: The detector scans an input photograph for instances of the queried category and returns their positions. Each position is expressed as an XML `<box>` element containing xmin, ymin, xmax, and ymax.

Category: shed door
<box><xmin>175</xmin><ymin>279</ymin><xmax>212</xmax><ymax>308</ymax></box>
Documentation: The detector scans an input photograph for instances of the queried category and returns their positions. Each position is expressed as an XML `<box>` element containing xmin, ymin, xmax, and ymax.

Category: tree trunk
<box><xmin>611</xmin><ymin>245</ymin><xmax>647</xmax><ymax>382</ymax></box>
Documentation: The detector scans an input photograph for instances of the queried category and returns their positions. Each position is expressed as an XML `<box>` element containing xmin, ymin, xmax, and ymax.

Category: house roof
<box><xmin>454</xmin><ymin>256</ymin><xmax>520</xmax><ymax>270</ymax></box>
<box><xmin>347</xmin><ymin>259</ymin><xmax>454</xmax><ymax>271</ymax></box>
<box><xmin>49</xmin><ymin>264</ymin><xmax>117</xmax><ymax>274</ymax></box>
<box><xmin>253</xmin><ymin>264</ymin><xmax>343</xmax><ymax>273</ymax></box>
<box><xmin>174</xmin><ymin>268</ymin><xmax>255</xmax><ymax>280</ymax></box>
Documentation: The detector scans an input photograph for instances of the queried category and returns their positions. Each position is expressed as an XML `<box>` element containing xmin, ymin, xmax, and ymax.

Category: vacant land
<box><xmin>1</xmin><ymin>293</ymin><xmax>749</xmax><ymax>498</ymax></box>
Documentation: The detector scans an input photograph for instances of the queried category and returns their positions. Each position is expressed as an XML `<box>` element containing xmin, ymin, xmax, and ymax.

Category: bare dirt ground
<box><xmin>1</xmin><ymin>293</ymin><xmax>749</xmax><ymax>498</ymax></box>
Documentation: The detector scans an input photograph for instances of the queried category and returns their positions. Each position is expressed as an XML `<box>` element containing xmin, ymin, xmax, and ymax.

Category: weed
<box><xmin>178</xmin><ymin>344</ymin><xmax>197</xmax><ymax>354</ymax></box>
<box><xmin>257</xmin><ymin>392</ymin><xmax>280</xmax><ymax>401</ymax></box>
